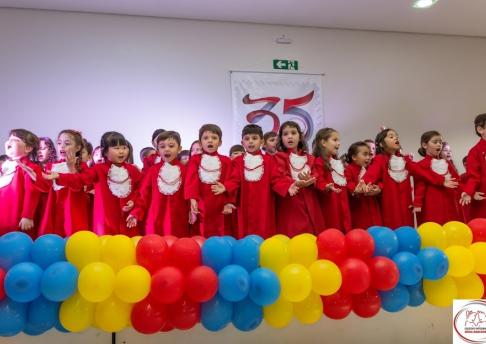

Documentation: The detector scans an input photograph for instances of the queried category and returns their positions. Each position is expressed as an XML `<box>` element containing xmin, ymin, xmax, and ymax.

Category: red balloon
<box><xmin>322</xmin><ymin>291</ymin><xmax>352</xmax><ymax>319</ymax></box>
<box><xmin>185</xmin><ymin>266</ymin><xmax>218</xmax><ymax>303</ymax></box>
<box><xmin>192</xmin><ymin>236</ymin><xmax>206</xmax><ymax>248</ymax></box>
<box><xmin>151</xmin><ymin>266</ymin><xmax>185</xmax><ymax>304</ymax></box>
<box><xmin>317</xmin><ymin>229</ymin><xmax>347</xmax><ymax>263</ymax></box>
<box><xmin>368</xmin><ymin>257</ymin><xmax>399</xmax><ymax>291</ymax></box>
<box><xmin>479</xmin><ymin>274</ymin><xmax>486</xmax><ymax>299</ymax></box>
<box><xmin>352</xmin><ymin>288</ymin><xmax>381</xmax><ymax>318</ymax></box>
<box><xmin>339</xmin><ymin>258</ymin><xmax>371</xmax><ymax>294</ymax></box>
<box><xmin>170</xmin><ymin>238</ymin><xmax>201</xmax><ymax>273</ymax></box>
<box><xmin>164</xmin><ymin>235</ymin><xmax>178</xmax><ymax>248</ymax></box>
<box><xmin>0</xmin><ymin>268</ymin><xmax>5</xmax><ymax>300</ymax></box>
<box><xmin>345</xmin><ymin>229</ymin><xmax>374</xmax><ymax>260</ymax></box>
<box><xmin>159</xmin><ymin>322</ymin><xmax>174</xmax><ymax>332</ymax></box>
<box><xmin>136</xmin><ymin>235</ymin><xmax>170</xmax><ymax>274</ymax></box>
<box><xmin>468</xmin><ymin>218</ymin><xmax>486</xmax><ymax>243</ymax></box>
<box><xmin>167</xmin><ymin>296</ymin><xmax>200</xmax><ymax>330</ymax></box>
<box><xmin>131</xmin><ymin>297</ymin><xmax>168</xmax><ymax>334</ymax></box>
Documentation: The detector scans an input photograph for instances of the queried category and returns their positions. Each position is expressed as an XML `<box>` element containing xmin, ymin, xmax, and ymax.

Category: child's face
<box><xmin>476</xmin><ymin>125</ymin><xmax>486</xmax><ymax>140</ymax></box>
<box><xmin>382</xmin><ymin>130</ymin><xmax>401</xmax><ymax>154</ymax></box>
<box><xmin>264</xmin><ymin>136</ymin><xmax>278</xmax><ymax>154</ymax></box>
<box><xmin>37</xmin><ymin>140</ymin><xmax>50</xmax><ymax>163</ymax></box>
<box><xmin>242</xmin><ymin>134</ymin><xmax>263</xmax><ymax>154</ymax></box>
<box><xmin>107</xmin><ymin>145</ymin><xmax>129</xmax><ymax>164</ymax></box>
<box><xmin>179</xmin><ymin>154</ymin><xmax>190</xmax><ymax>165</ymax></box>
<box><xmin>158</xmin><ymin>138</ymin><xmax>181</xmax><ymax>163</ymax></box>
<box><xmin>93</xmin><ymin>148</ymin><xmax>104</xmax><ymax>164</ymax></box>
<box><xmin>440</xmin><ymin>144</ymin><xmax>452</xmax><ymax>160</ymax></box>
<box><xmin>352</xmin><ymin>146</ymin><xmax>371</xmax><ymax>167</ymax></box>
<box><xmin>200</xmin><ymin>131</ymin><xmax>221</xmax><ymax>154</ymax></box>
<box><xmin>367</xmin><ymin>142</ymin><xmax>376</xmax><ymax>157</ymax></box>
<box><xmin>230</xmin><ymin>151</ymin><xmax>244</xmax><ymax>159</ymax></box>
<box><xmin>423</xmin><ymin>135</ymin><xmax>443</xmax><ymax>158</ymax></box>
<box><xmin>80</xmin><ymin>148</ymin><xmax>92</xmax><ymax>163</ymax></box>
<box><xmin>4</xmin><ymin>135</ymin><xmax>31</xmax><ymax>159</ymax></box>
<box><xmin>190</xmin><ymin>142</ymin><xmax>202</xmax><ymax>156</ymax></box>
<box><xmin>57</xmin><ymin>133</ymin><xmax>81</xmax><ymax>160</ymax></box>
<box><xmin>281</xmin><ymin>126</ymin><xmax>300</xmax><ymax>151</ymax></box>
<box><xmin>321</xmin><ymin>131</ymin><xmax>340</xmax><ymax>156</ymax></box>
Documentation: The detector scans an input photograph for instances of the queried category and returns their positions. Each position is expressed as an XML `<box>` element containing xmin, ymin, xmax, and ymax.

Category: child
<box><xmin>178</xmin><ymin>150</ymin><xmax>190</xmax><ymax>165</ymax></box>
<box><xmin>0</xmin><ymin>155</ymin><xmax>7</xmax><ymax>171</ymax></box>
<box><xmin>229</xmin><ymin>145</ymin><xmax>245</xmax><ymax>160</ymax></box>
<box><xmin>91</xmin><ymin>146</ymin><xmax>105</xmax><ymax>165</ymax></box>
<box><xmin>187</xmin><ymin>140</ymin><xmax>203</xmax><ymax>235</ymax></box>
<box><xmin>263</xmin><ymin>131</ymin><xmax>278</xmax><ymax>155</ymax></box>
<box><xmin>344</xmin><ymin>142</ymin><xmax>382</xmax><ymax>229</ymax></box>
<box><xmin>364</xmin><ymin>139</ymin><xmax>376</xmax><ymax>160</ymax></box>
<box><xmin>142</xmin><ymin>129</ymin><xmax>165</xmax><ymax>173</ymax></box>
<box><xmin>81</xmin><ymin>139</ymin><xmax>93</xmax><ymax>165</ymax></box>
<box><xmin>184</xmin><ymin>124</ymin><xmax>233</xmax><ymax>237</ymax></box>
<box><xmin>413</xmin><ymin>131</ymin><xmax>462</xmax><ymax>225</ymax></box>
<box><xmin>37</xmin><ymin>137</ymin><xmax>57</xmax><ymax>170</ymax></box>
<box><xmin>460</xmin><ymin>156</ymin><xmax>470</xmax><ymax>221</ymax></box>
<box><xmin>273</xmin><ymin>121</ymin><xmax>325</xmax><ymax>236</ymax></box>
<box><xmin>140</xmin><ymin>147</ymin><xmax>156</xmax><ymax>164</ymax></box>
<box><xmin>44</xmin><ymin>131</ymin><xmax>142</xmax><ymax>236</ymax></box>
<box><xmin>313</xmin><ymin>128</ymin><xmax>352</xmax><ymax>232</ymax></box>
<box><xmin>127</xmin><ymin>131</ymin><xmax>189</xmax><ymax>237</ymax></box>
<box><xmin>190</xmin><ymin>140</ymin><xmax>203</xmax><ymax>157</ymax></box>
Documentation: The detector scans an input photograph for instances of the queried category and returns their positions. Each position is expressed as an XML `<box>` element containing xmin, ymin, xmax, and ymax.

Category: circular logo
<box><xmin>454</xmin><ymin>300</ymin><xmax>486</xmax><ymax>343</ymax></box>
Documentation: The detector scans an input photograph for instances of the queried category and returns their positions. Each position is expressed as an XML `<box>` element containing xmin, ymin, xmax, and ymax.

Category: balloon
<box><xmin>233</xmin><ymin>237</ymin><xmax>261</xmax><ymax>272</ymax></box>
<box><xmin>273</xmin><ymin>234</ymin><xmax>290</xmax><ymax>244</ymax></box>
<box><xmin>0</xmin><ymin>298</ymin><xmax>27</xmax><ymax>336</ymax></box>
<box><xmin>131</xmin><ymin>235</ymin><xmax>142</xmax><ymax>247</ymax></box>
<box><xmin>5</xmin><ymin>262</ymin><xmax>43</xmax><ymax>303</ymax></box>
<box><xmin>279</xmin><ymin>263</ymin><xmax>312</xmax><ymax>302</ymax></box>
<box><xmin>339</xmin><ymin>258</ymin><xmax>371</xmax><ymax>294</ymax></box>
<box><xmin>316</xmin><ymin>229</ymin><xmax>347</xmax><ymax>263</ymax></box>
<box><xmin>167</xmin><ymin>296</ymin><xmax>200</xmax><ymax>330</ymax></box>
<box><xmin>223</xmin><ymin>235</ymin><xmax>237</xmax><ymax>248</ymax></box>
<box><xmin>443</xmin><ymin>221</ymin><xmax>473</xmax><ymax>247</ymax></box>
<box><xmin>232</xmin><ymin>297</ymin><xmax>263</xmax><ymax>331</ymax></box>
<box><xmin>259</xmin><ymin>237</ymin><xmax>289</xmax><ymax>273</ymax></box>
<box><xmin>395</xmin><ymin>226</ymin><xmax>421</xmax><ymax>254</ymax></box>
<box><xmin>24</xmin><ymin>296</ymin><xmax>58</xmax><ymax>335</ymax></box>
<box><xmin>309</xmin><ymin>259</ymin><xmax>342</xmax><ymax>296</ymax></box>
<box><xmin>263</xmin><ymin>296</ymin><xmax>293</xmax><ymax>328</ymax></box>
<box><xmin>322</xmin><ymin>290</ymin><xmax>352</xmax><ymax>319</ymax></box>
<box><xmin>417</xmin><ymin>248</ymin><xmax>449</xmax><ymax>280</ymax></box>
<box><xmin>30</xmin><ymin>234</ymin><xmax>65</xmax><ymax>269</ymax></box>
<box><xmin>423</xmin><ymin>276</ymin><xmax>457</xmax><ymax>307</ymax></box>
<box><xmin>246</xmin><ymin>234</ymin><xmax>264</xmax><ymax>245</ymax></box>
<box><xmin>293</xmin><ymin>292</ymin><xmax>323</xmax><ymax>324</ymax></box>
<box><xmin>445</xmin><ymin>245</ymin><xmax>475</xmax><ymax>278</ymax></box>
<box><xmin>480</xmin><ymin>274</ymin><xmax>486</xmax><ymax>299</ymax></box>
<box><xmin>470</xmin><ymin>242</ymin><xmax>486</xmax><ymax>274</ymax></box>
<box><xmin>0</xmin><ymin>231</ymin><xmax>33</xmax><ymax>270</ymax></box>
<box><xmin>368</xmin><ymin>227</ymin><xmax>398</xmax><ymax>258</ymax></box>
<box><xmin>289</xmin><ymin>233</ymin><xmax>317</xmax><ymax>266</ymax></box>
<box><xmin>151</xmin><ymin>266</ymin><xmax>184</xmax><ymax>304</ymax></box>
<box><xmin>352</xmin><ymin>288</ymin><xmax>381</xmax><ymax>318</ymax></box>
<box><xmin>368</xmin><ymin>256</ymin><xmax>399</xmax><ymax>291</ymax></box>
<box><xmin>164</xmin><ymin>235</ymin><xmax>178</xmax><ymax>248</ymax></box>
<box><xmin>392</xmin><ymin>252</ymin><xmax>423</xmax><ymax>286</ymax></box>
<box><xmin>379</xmin><ymin>285</ymin><xmax>410</xmax><ymax>312</ymax></box>
<box><xmin>170</xmin><ymin>238</ymin><xmax>201</xmax><ymax>273</ymax></box>
<box><xmin>202</xmin><ymin>237</ymin><xmax>232</xmax><ymax>273</ymax></box>
<box><xmin>468</xmin><ymin>218</ymin><xmax>486</xmax><ymax>243</ymax></box>
<box><xmin>131</xmin><ymin>297</ymin><xmax>167</xmax><ymax>334</ymax></box>
<box><xmin>135</xmin><ymin>235</ymin><xmax>170</xmax><ymax>274</ymax></box>
<box><xmin>54</xmin><ymin>316</ymin><xmax>69</xmax><ymax>333</ymax></box>
<box><xmin>95</xmin><ymin>296</ymin><xmax>131</xmax><ymax>333</ymax></box>
<box><xmin>407</xmin><ymin>282</ymin><xmax>425</xmax><ymax>307</ymax></box>
<box><xmin>78</xmin><ymin>262</ymin><xmax>115</xmax><ymax>303</ymax></box>
<box><xmin>101</xmin><ymin>235</ymin><xmax>135</xmax><ymax>272</ymax></box>
<box><xmin>0</xmin><ymin>268</ymin><xmax>5</xmax><ymax>300</ymax></box>
<box><xmin>345</xmin><ymin>229</ymin><xmax>374</xmax><ymax>260</ymax></box>
<box><xmin>59</xmin><ymin>292</ymin><xmax>94</xmax><ymax>332</ymax></box>
<box><xmin>114</xmin><ymin>265</ymin><xmax>151</xmax><ymax>303</ymax></box>
<box><xmin>417</xmin><ymin>222</ymin><xmax>447</xmax><ymax>250</ymax></box>
<box><xmin>65</xmin><ymin>231</ymin><xmax>101</xmax><ymax>270</ymax></box>
<box><xmin>40</xmin><ymin>261</ymin><xmax>78</xmax><ymax>302</ymax></box>
<box><xmin>218</xmin><ymin>265</ymin><xmax>250</xmax><ymax>302</ymax></box>
<box><xmin>186</xmin><ymin>266</ymin><xmax>219</xmax><ymax>303</ymax></box>
<box><xmin>192</xmin><ymin>235</ymin><xmax>206</xmax><ymax>248</ymax></box>
<box><xmin>201</xmin><ymin>294</ymin><xmax>233</xmax><ymax>331</ymax></box>
<box><xmin>455</xmin><ymin>273</ymin><xmax>484</xmax><ymax>299</ymax></box>
<box><xmin>249</xmin><ymin>268</ymin><xmax>280</xmax><ymax>306</ymax></box>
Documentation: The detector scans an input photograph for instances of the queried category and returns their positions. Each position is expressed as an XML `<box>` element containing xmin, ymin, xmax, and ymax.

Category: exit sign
<box><xmin>273</xmin><ymin>59</ymin><xmax>299</xmax><ymax>70</ymax></box>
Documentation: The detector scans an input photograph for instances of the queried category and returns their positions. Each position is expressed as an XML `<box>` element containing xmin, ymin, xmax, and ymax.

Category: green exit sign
<box><xmin>273</xmin><ymin>59</ymin><xmax>299</xmax><ymax>70</ymax></box>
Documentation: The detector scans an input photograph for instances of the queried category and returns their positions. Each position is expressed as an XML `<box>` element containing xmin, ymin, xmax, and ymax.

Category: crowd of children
<box><xmin>1</xmin><ymin>113</ymin><xmax>486</xmax><ymax>239</ymax></box>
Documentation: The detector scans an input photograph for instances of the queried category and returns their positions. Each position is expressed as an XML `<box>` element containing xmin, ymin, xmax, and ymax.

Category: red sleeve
<box><xmin>221</xmin><ymin>157</ymin><xmax>236</xmax><ymax>205</ymax></box>
<box><xmin>21</xmin><ymin>163</ymin><xmax>42</xmax><ymax>219</ymax></box>
<box><xmin>128</xmin><ymin>165</ymin><xmax>143</xmax><ymax>203</ymax></box>
<box><xmin>363</xmin><ymin>155</ymin><xmax>384</xmax><ymax>185</ymax></box>
<box><xmin>130</xmin><ymin>167</ymin><xmax>153</xmax><ymax>221</ymax></box>
<box><xmin>269</xmin><ymin>155</ymin><xmax>293</xmax><ymax>197</ymax></box>
<box><xmin>57</xmin><ymin>165</ymin><xmax>99</xmax><ymax>191</ymax></box>
<box><xmin>413</xmin><ymin>179</ymin><xmax>426</xmax><ymax>208</ymax></box>
<box><xmin>224</xmin><ymin>157</ymin><xmax>242</xmax><ymax>194</ymax></box>
<box><xmin>184</xmin><ymin>156</ymin><xmax>201</xmax><ymax>201</ymax></box>
<box><xmin>464</xmin><ymin>148</ymin><xmax>480</xmax><ymax>196</ymax></box>
<box><xmin>313</xmin><ymin>157</ymin><xmax>330</xmax><ymax>192</ymax></box>
<box><xmin>406</xmin><ymin>158</ymin><xmax>444</xmax><ymax>186</ymax></box>
<box><xmin>344</xmin><ymin>166</ymin><xmax>358</xmax><ymax>194</ymax></box>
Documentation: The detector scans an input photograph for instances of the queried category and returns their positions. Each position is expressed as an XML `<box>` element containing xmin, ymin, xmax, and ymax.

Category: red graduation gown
<box><xmin>142</xmin><ymin>153</ymin><xmax>161</xmax><ymax>175</ymax></box>
<box><xmin>464</xmin><ymin>138</ymin><xmax>486</xmax><ymax>219</ymax></box>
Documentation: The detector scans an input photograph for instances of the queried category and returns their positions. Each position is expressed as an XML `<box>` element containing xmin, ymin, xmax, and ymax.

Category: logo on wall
<box><xmin>453</xmin><ymin>300</ymin><xmax>486</xmax><ymax>343</ymax></box>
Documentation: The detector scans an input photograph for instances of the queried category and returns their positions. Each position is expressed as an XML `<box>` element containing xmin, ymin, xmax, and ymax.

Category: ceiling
<box><xmin>1</xmin><ymin>0</ymin><xmax>486</xmax><ymax>37</ymax></box>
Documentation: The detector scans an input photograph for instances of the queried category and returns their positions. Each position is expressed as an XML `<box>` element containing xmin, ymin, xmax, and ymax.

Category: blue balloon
<box><xmin>245</xmin><ymin>235</ymin><xmax>264</xmax><ymax>246</ymax></box>
<box><xmin>0</xmin><ymin>298</ymin><xmax>27</xmax><ymax>336</ymax></box>
<box><xmin>30</xmin><ymin>234</ymin><xmax>66</xmax><ymax>269</ymax></box>
<box><xmin>249</xmin><ymin>268</ymin><xmax>280</xmax><ymax>306</ymax></box>
<box><xmin>0</xmin><ymin>232</ymin><xmax>33</xmax><ymax>270</ymax></box>
<box><xmin>223</xmin><ymin>236</ymin><xmax>237</xmax><ymax>248</ymax></box>
<box><xmin>417</xmin><ymin>248</ymin><xmax>449</xmax><ymax>280</ymax></box>
<box><xmin>232</xmin><ymin>297</ymin><xmax>263</xmax><ymax>332</ymax></box>
<box><xmin>23</xmin><ymin>323</ymin><xmax>47</xmax><ymax>336</ymax></box>
<box><xmin>368</xmin><ymin>227</ymin><xmax>398</xmax><ymax>258</ymax></box>
<box><xmin>202</xmin><ymin>237</ymin><xmax>232</xmax><ymax>273</ymax></box>
<box><xmin>392</xmin><ymin>252</ymin><xmax>423</xmax><ymax>286</ymax></box>
<box><xmin>23</xmin><ymin>296</ymin><xmax>59</xmax><ymax>335</ymax></box>
<box><xmin>5</xmin><ymin>262</ymin><xmax>43</xmax><ymax>303</ymax></box>
<box><xmin>218</xmin><ymin>265</ymin><xmax>250</xmax><ymax>302</ymax></box>
<box><xmin>395</xmin><ymin>226</ymin><xmax>421</xmax><ymax>254</ymax></box>
<box><xmin>380</xmin><ymin>284</ymin><xmax>410</xmax><ymax>312</ymax></box>
<box><xmin>407</xmin><ymin>282</ymin><xmax>425</xmax><ymax>307</ymax></box>
<box><xmin>232</xmin><ymin>237</ymin><xmax>261</xmax><ymax>272</ymax></box>
<box><xmin>54</xmin><ymin>316</ymin><xmax>69</xmax><ymax>333</ymax></box>
<box><xmin>41</xmin><ymin>262</ymin><xmax>78</xmax><ymax>302</ymax></box>
<box><xmin>201</xmin><ymin>294</ymin><xmax>233</xmax><ymax>331</ymax></box>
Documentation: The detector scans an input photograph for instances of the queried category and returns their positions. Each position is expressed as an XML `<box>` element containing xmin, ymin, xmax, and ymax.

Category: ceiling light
<box><xmin>413</xmin><ymin>0</ymin><xmax>439</xmax><ymax>8</ymax></box>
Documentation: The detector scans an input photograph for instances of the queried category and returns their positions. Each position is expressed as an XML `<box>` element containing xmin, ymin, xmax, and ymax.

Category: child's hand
<box><xmin>122</xmin><ymin>200</ymin><xmax>134</xmax><ymax>212</ymax></box>
<box><xmin>298</xmin><ymin>171</ymin><xmax>312</xmax><ymax>181</ymax></box>
<box><xmin>354</xmin><ymin>180</ymin><xmax>367</xmax><ymax>194</ymax></box>
<box><xmin>326</xmin><ymin>183</ymin><xmax>342</xmax><ymax>193</ymax></box>
<box><xmin>190</xmin><ymin>199</ymin><xmax>199</xmax><ymax>215</ymax></box>
<box><xmin>443</xmin><ymin>177</ymin><xmax>459</xmax><ymax>189</ymax></box>
<box><xmin>222</xmin><ymin>203</ymin><xmax>237</xmax><ymax>215</ymax></box>
<box><xmin>188</xmin><ymin>211</ymin><xmax>197</xmax><ymax>225</ymax></box>
<box><xmin>288</xmin><ymin>182</ymin><xmax>300</xmax><ymax>197</ymax></box>
<box><xmin>474</xmin><ymin>192</ymin><xmax>486</xmax><ymax>201</ymax></box>
<box><xmin>295</xmin><ymin>177</ymin><xmax>316</xmax><ymax>188</ymax></box>
<box><xmin>211</xmin><ymin>182</ymin><xmax>226</xmax><ymax>195</ymax></box>
<box><xmin>19</xmin><ymin>218</ymin><xmax>34</xmax><ymax>231</ymax></box>
<box><xmin>126</xmin><ymin>215</ymin><xmax>137</xmax><ymax>228</ymax></box>
<box><xmin>366</xmin><ymin>184</ymin><xmax>381</xmax><ymax>196</ymax></box>
<box><xmin>460</xmin><ymin>192</ymin><xmax>472</xmax><ymax>206</ymax></box>
<box><xmin>42</xmin><ymin>171</ymin><xmax>59</xmax><ymax>180</ymax></box>
<box><xmin>413</xmin><ymin>207</ymin><xmax>422</xmax><ymax>213</ymax></box>
<box><xmin>18</xmin><ymin>161</ymin><xmax>37</xmax><ymax>182</ymax></box>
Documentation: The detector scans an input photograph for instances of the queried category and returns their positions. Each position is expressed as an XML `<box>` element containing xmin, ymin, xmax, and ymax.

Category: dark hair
<box><xmin>100</xmin><ymin>131</ymin><xmax>129</xmax><ymax>158</ymax></box>
<box><xmin>9</xmin><ymin>129</ymin><xmax>39</xmax><ymax>161</ymax></box>
<box><xmin>364</xmin><ymin>139</ymin><xmax>375</xmax><ymax>144</ymax></box>
<box><xmin>156</xmin><ymin>131</ymin><xmax>181</xmax><ymax>146</ymax></box>
<box><xmin>139</xmin><ymin>147</ymin><xmax>156</xmax><ymax>162</ymax></box>
<box><xmin>229</xmin><ymin>144</ymin><xmax>245</xmax><ymax>156</ymax></box>
<box><xmin>58</xmin><ymin>129</ymin><xmax>84</xmax><ymax>172</ymax></box>
<box><xmin>242</xmin><ymin>124</ymin><xmax>263</xmax><ymax>139</ymax></box>
<box><xmin>346</xmin><ymin>141</ymin><xmax>370</xmax><ymax>164</ymax></box>
<box><xmin>474</xmin><ymin>114</ymin><xmax>486</xmax><ymax>137</ymax></box>
<box><xmin>312</xmin><ymin>128</ymin><xmax>338</xmax><ymax>171</ymax></box>
<box><xmin>462</xmin><ymin>156</ymin><xmax>468</xmax><ymax>164</ymax></box>
<box><xmin>82</xmin><ymin>139</ymin><xmax>93</xmax><ymax>155</ymax></box>
<box><xmin>375</xmin><ymin>128</ymin><xmax>397</xmax><ymax>155</ymax></box>
<box><xmin>38</xmin><ymin>137</ymin><xmax>57</xmax><ymax>164</ymax></box>
<box><xmin>152</xmin><ymin>129</ymin><xmax>165</xmax><ymax>142</ymax></box>
<box><xmin>0</xmin><ymin>154</ymin><xmax>8</xmax><ymax>163</ymax></box>
<box><xmin>126</xmin><ymin>140</ymin><xmax>134</xmax><ymax>164</ymax></box>
<box><xmin>178</xmin><ymin>150</ymin><xmax>190</xmax><ymax>160</ymax></box>
<box><xmin>199</xmin><ymin>124</ymin><xmax>222</xmax><ymax>141</ymax></box>
<box><xmin>277</xmin><ymin>121</ymin><xmax>307</xmax><ymax>152</ymax></box>
<box><xmin>418</xmin><ymin>131</ymin><xmax>442</xmax><ymax>157</ymax></box>
<box><xmin>263</xmin><ymin>131</ymin><xmax>278</xmax><ymax>142</ymax></box>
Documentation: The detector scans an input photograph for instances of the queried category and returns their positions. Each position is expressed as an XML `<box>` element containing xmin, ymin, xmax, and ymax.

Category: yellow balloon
<box><xmin>309</xmin><ymin>259</ymin><xmax>342</xmax><ymax>296</ymax></box>
<box><xmin>293</xmin><ymin>292</ymin><xmax>323</xmax><ymax>324</ymax></box>
<box><xmin>263</xmin><ymin>296</ymin><xmax>293</xmax><ymax>329</ymax></box>
<box><xmin>101</xmin><ymin>235</ymin><xmax>136</xmax><ymax>272</ymax></box>
<box><xmin>423</xmin><ymin>276</ymin><xmax>457</xmax><ymax>307</ymax></box>
<box><xmin>289</xmin><ymin>234</ymin><xmax>317</xmax><ymax>267</ymax></box>
<box><xmin>279</xmin><ymin>264</ymin><xmax>312</xmax><ymax>302</ymax></box>
<box><xmin>443</xmin><ymin>221</ymin><xmax>473</xmax><ymax>247</ymax></box>
<box><xmin>59</xmin><ymin>292</ymin><xmax>95</xmax><ymax>332</ymax></box>
<box><xmin>445</xmin><ymin>245</ymin><xmax>475</xmax><ymax>278</ymax></box>
<box><xmin>95</xmin><ymin>296</ymin><xmax>132</xmax><ymax>333</ymax></box>
<box><xmin>99</xmin><ymin>235</ymin><xmax>111</xmax><ymax>249</ymax></box>
<box><xmin>272</xmin><ymin>234</ymin><xmax>290</xmax><ymax>244</ymax></box>
<box><xmin>417</xmin><ymin>222</ymin><xmax>447</xmax><ymax>250</ymax></box>
<box><xmin>131</xmin><ymin>235</ymin><xmax>142</xmax><ymax>247</ymax></box>
<box><xmin>114</xmin><ymin>265</ymin><xmax>151</xmax><ymax>303</ymax></box>
<box><xmin>455</xmin><ymin>273</ymin><xmax>485</xmax><ymax>299</ymax></box>
<box><xmin>65</xmin><ymin>231</ymin><xmax>101</xmax><ymax>270</ymax></box>
<box><xmin>260</xmin><ymin>238</ymin><xmax>290</xmax><ymax>273</ymax></box>
<box><xmin>470</xmin><ymin>242</ymin><xmax>486</xmax><ymax>274</ymax></box>
<box><xmin>78</xmin><ymin>262</ymin><xmax>116</xmax><ymax>302</ymax></box>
